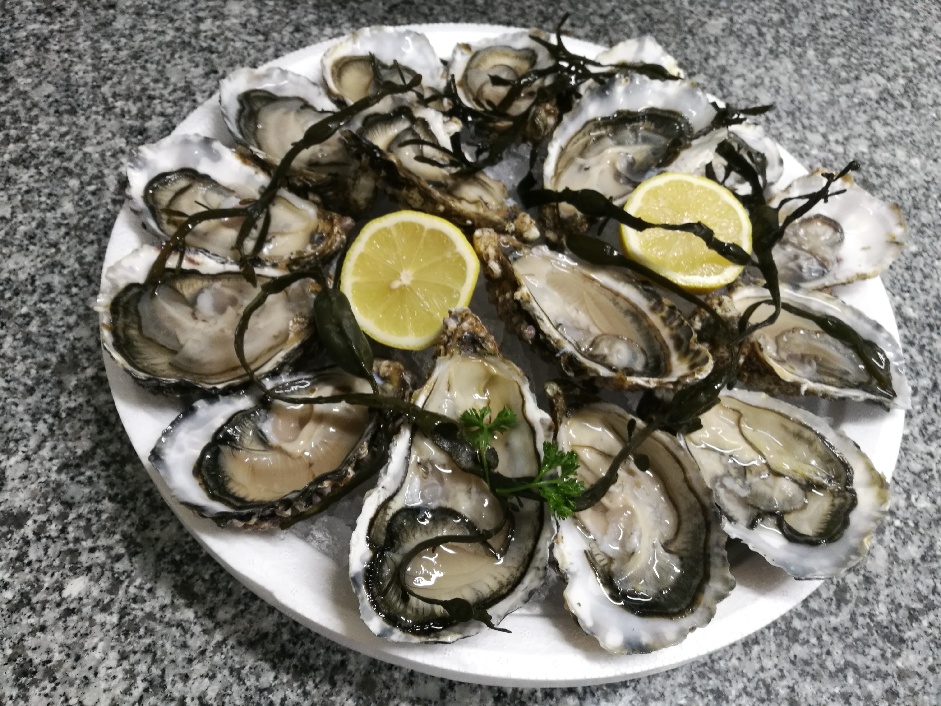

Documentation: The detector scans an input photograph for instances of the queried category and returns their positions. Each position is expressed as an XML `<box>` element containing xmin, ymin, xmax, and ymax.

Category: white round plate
<box><xmin>101</xmin><ymin>23</ymin><xmax>905</xmax><ymax>687</ymax></box>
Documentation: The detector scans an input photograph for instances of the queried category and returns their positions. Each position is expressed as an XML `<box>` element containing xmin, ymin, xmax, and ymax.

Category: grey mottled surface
<box><xmin>3</xmin><ymin>0</ymin><xmax>940</xmax><ymax>703</ymax></box>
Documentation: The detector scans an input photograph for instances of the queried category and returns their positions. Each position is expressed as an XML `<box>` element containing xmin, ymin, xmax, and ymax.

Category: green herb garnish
<box><xmin>499</xmin><ymin>442</ymin><xmax>584</xmax><ymax>519</ymax></box>
<box><xmin>459</xmin><ymin>405</ymin><xmax>518</xmax><ymax>486</ymax></box>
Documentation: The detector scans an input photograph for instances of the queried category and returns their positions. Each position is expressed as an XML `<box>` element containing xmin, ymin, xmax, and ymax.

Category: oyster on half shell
<box><xmin>683</xmin><ymin>389</ymin><xmax>889</xmax><ymax>579</ymax></box>
<box><xmin>149</xmin><ymin>362</ymin><xmax>411</xmax><ymax>528</ymax></box>
<box><xmin>349</xmin><ymin>309</ymin><xmax>553</xmax><ymax>642</ymax></box>
<box><xmin>767</xmin><ymin>170</ymin><xmax>906</xmax><ymax>289</ymax></box>
<box><xmin>704</xmin><ymin>283</ymin><xmax>911</xmax><ymax>409</ymax></box>
<box><xmin>548</xmin><ymin>382</ymin><xmax>734</xmax><ymax>653</ymax></box>
<box><xmin>98</xmin><ymin>245</ymin><xmax>318</xmax><ymax>391</ymax></box>
<box><xmin>126</xmin><ymin>134</ymin><xmax>351</xmax><ymax>267</ymax></box>
<box><xmin>350</xmin><ymin>100</ymin><xmax>513</xmax><ymax>230</ymax></box>
<box><xmin>219</xmin><ymin>67</ymin><xmax>376</xmax><ymax>213</ymax></box>
<box><xmin>474</xmin><ymin>230</ymin><xmax>713</xmax><ymax>390</ymax></box>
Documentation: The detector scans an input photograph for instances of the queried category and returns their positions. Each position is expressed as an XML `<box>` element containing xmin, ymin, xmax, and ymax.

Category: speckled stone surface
<box><xmin>3</xmin><ymin>0</ymin><xmax>940</xmax><ymax>702</ymax></box>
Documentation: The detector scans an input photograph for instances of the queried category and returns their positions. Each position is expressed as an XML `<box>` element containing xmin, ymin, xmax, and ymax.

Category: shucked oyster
<box><xmin>126</xmin><ymin>134</ymin><xmax>351</xmax><ymax>267</ymax></box>
<box><xmin>683</xmin><ymin>389</ymin><xmax>890</xmax><ymax>579</ymax></box>
<box><xmin>448</xmin><ymin>30</ymin><xmax>560</xmax><ymax>140</ymax></box>
<box><xmin>706</xmin><ymin>283</ymin><xmax>911</xmax><ymax>409</ymax></box>
<box><xmin>349</xmin><ymin>309</ymin><xmax>553</xmax><ymax>642</ymax></box>
<box><xmin>219</xmin><ymin>67</ymin><xmax>376</xmax><ymax>213</ymax></box>
<box><xmin>350</xmin><ymin>100</ymin><xmax>513</xmax><ymax>230</ymax></box>
<box><xmin>475</xmin><ymin>230</ymin><xmax>713</xmax><ymax>389</ymax></box>
<box><xmin>548</xmin><ymin>383</ymin><xmax>734</xmax><ymax>653</ymax></box>
<box><xmin>542</xmin><ymin>73</ymin><xmax>720</xmax><ymax>224</ymax></box>
<box><xmin>321</xmin><ymin>27</ymin><xmax>446</xmax><ymax>106</ymax></box>
<box><xmin>767</xmin><ymin>170</ymin><xmax>906</xmax><ymax>289</ymax></box>
<box><xmin>98</xmin><ymin>245</ymin><xmax>318</xmax><ymax>391</ymax></box>
<box><xmin>150</xmin><ymin>362</ymin><xmax>411</xmax><ymax>528</ymax></box>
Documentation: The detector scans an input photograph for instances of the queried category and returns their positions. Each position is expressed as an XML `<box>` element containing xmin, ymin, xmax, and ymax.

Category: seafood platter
<box><xmin>98</xmin><ymin>23</ymin><xmax>908</xmax><ymax>685</ymax></box>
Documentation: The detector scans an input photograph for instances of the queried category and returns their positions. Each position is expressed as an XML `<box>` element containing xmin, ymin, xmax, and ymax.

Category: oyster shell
<box><xmin>542</xmin><ymin>73</ymin><xmax>720</xmax><ymax>224</ymax></box>
<box><xmin>548</xmin><ymin>382</ymin><xmax>735</xmax><ymax>653</ymax></box>
<box><xmin>321</xmin><ymin>26</ymin><xmax>446</xmax><ymax>105</ymax></box>
<box><xmin>683</xmin><ymin>389</ymin><xmax>890</xmax><ymax>579</ymax></box>
<box><xmin>149</xmin><ymin>362</ymin><xmax>411</xmax><ymax>528</ymax></box>
<box><xmin>593</xmin><ymin>35</ymin><xmax>685</xmax><ymax>78</ymax></box>
<box><xmin>126</xmin><ymin>134</ymin><xmax>351</xmax><ymax>266</ymax></box>
<box><xmin>218</xmin><ymin>66</ymin><xmax>376</xmax><ymax>213</ymax></box>
<box><xmin>448</xmin><ymin>30</ymin><xmax>560</xmax><ymax>139</ymax></box>
<box><xmin>349</xmin><ymin>100</ymin><xmax>513</xmax><ymax>230</ymax></box>
<box><xmin>97</xmin><ymin>245</ymin><xmax>318</xmax><ymax>391</ymax></box>
<box><xmin>349</xmin><ymin>309</ymin><xmax>553</xmax><ymax>642</ymax></box>
<box><xmin>767</xmin><ymin>170</ymin><xmax>906</xmax><ymax>289</ymax></box>
<box><xmin>474</xmin><ymin>230</ymin><xmax>713</xmax><ymax>389</ymax></box>
<box><xmin>706</xmin><ymin>283</ymin><xmax>910</xmax><ymax>409</ymax></box>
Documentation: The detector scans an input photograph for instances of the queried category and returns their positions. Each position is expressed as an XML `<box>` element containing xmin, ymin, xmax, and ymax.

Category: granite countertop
<box><xmin>4</xmin><ymin>0</ymin><xmax>940</xmax><ymax>702</ymax></box>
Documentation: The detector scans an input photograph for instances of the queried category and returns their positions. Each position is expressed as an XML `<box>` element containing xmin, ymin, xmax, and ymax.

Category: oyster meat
<box><xmin>475</xmin><ymin>230</ymin><xmax>713</xmax><ymax>389</ymax></box>
<box><xmin>350</xmin><ymin>100</ymin><xmax>513</xmax><ymax>230</ymax></box>
<box><xmin>683</xmin><ymin>389</ymin><xmax>890</xmax><ymax>579</ymax></box>
<box><xmin>448</xmin><ymin>30</ymin><xmax>560</xmax><ymax>139</ymax></box>
<box><xmin>549</xmin><ymin>383</ymin><xmax>735</xmax><ymax>653</ymax></box>
<box><xmin>321</xmin><ymin>26</ymin><xmax>446</xmax><ymax>105</ymax></box>
<box><xmin>349</xmin><ymin>309</ymin><xmax>553</xmax><ymax>642</ymax></box>
<box><xmin>149</xmin><ymin>362</ymin><xmax>410</xmax><ymax>528</ymax></box>
<box><xmin>542</xmin><ymin>73</ymin><xmax>720</xmax><ymax>224</ymax></box>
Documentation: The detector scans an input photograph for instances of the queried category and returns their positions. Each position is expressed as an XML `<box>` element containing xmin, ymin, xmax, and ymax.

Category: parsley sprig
<box><xmin>499</xmin><ymin>442</ymin><xmax>584</xmax><ymax>519</ymax></box>
<box><xmin>458</xmin><ymin>405</ymin><xmax>584</xmax><ymax>518</ymax></box>
<box><xmin>459</xmin><ymin>405</ymin><xmax>518</xmax><ymax>486</ymax></box>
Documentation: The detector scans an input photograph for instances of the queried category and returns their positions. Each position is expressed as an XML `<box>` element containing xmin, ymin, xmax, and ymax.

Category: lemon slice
<box><xmin>620</xmin><ymin>172</ymin><xmax>752</xmax><ymax>293</ymax></box>
<box><xmin>339</xmin><ymin>210</ymin><xmax>480</xmax><ymax>350</ymax></box>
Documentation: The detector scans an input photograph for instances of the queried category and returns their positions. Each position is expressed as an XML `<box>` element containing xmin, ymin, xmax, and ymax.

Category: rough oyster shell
<box><xmin>126</xmin><ymin>134</ymin><xmax>351</xmax><ymax>267</ymax></box>
<box><xmin>97</xmin><ymin>245</ymin><xmax>318</xmax><ymax>391</ymax></box>
<box><xmin>683</xmin><ymin>389</ymin><xmax>890</xmax><ymax>579</ymax></box>
<box><xmin>767</xmin><ymin>170</ymin><xmax>907</xmax><ymax>289</ymax></box>
<box><xmin>474</xmin><ymin>230</ymin><xmax>713</xmax><ymax>390</ymax></box>
<box><xmin>548</xmin><ymin>382</ymin><xmax>735</xmax><ymax>653</ymax></box>
<box><xmin>349</xmin><ymin>309</ymin><xmax>553</xmax><ymax>642</ymax></box>
<box><xmin>149</xmin><ymin>362</ymin><xmax>411</xmax><ymax>528</ymax></box>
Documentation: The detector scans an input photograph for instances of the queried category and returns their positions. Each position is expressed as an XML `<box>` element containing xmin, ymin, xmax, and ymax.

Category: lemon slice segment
<box><xmin>620</xmin><ymin>172</ymin><xmax>752</xmax><ymax>293</ymax></box>
<box><xmin>340</xmin><ymin>210</ymin><xmax>480</xmax><ymax>350</ymax></box>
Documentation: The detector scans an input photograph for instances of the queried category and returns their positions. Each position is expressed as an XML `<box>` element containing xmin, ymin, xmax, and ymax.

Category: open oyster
<box><xmin>349</xmin><ymin>309</ymin><xmax>553</xmax><ymax>642</ymax></box>
<box><xmin>475</xmin><ymin>230</ymin><xmax>713</xmax><ymax>389</ymax></box>
<box><xmin>98</xmin><ymin>245</ymin><xmax>318</xmax><ymax>391</ymax></box>
<box><xmin>219</xmin><ymin>67</ymin><xmax>376</xmax><ymax>213</ymax></box>
<box><xmin>149</xmin><ymin>362</ymin><xmax>410</xmax><ymax>528</ymax></box>
<box><xmin>321</xmin><ymin>26</ymin><xmax>446</xmax><ymax>105</ymax></box>
<box><xmin>349</xmin><ymin>100</ymin><xmax>513</xmax><ymax>230</ymax></box>
<box><xmin>448</xmin><ymin>30</ymin><xmax>560</xmax><ymax>139</ymax></box>
<box><xmin>683</xmin><ymin>389</ymin><xmax>890</xmax><ymax>579</ymax></box>
<box><xmin>706</xmin><ymin>283</ymin><xmax>910</xmax><ymax>408</ymax></box>
<box><xmin>548</xmin><ymin>382</ymin><xmax>734</xmax><ymax>653</ymax></box>
<box><xmin>767</xmin><ymin>170</ymin><xmax>906</xmax><ymax>289</ymax></box>
<box><xmin>126</xmin><ymin>134</ymin><xmax>351</xmax><ymax>267</ymax></box>
<box><xmin>542</xmin><ymin>73</ymin><xmax>720</xmax><ymax>224</ymax></box>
